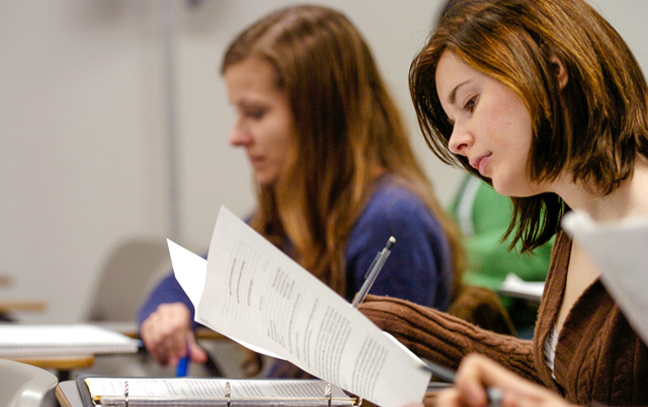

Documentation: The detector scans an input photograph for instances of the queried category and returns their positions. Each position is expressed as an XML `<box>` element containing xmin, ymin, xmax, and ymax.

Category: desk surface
<box><xmin>0</xmin><ymin>299</ymin><xmax>47</xmax><ymax>313</ymax></box>
<box><xmin>12</xmin><ymin>355</ymin><xmax>95</xmax><ymax>381</ymax></box>
<box><xmin>11</xmin><ymin>355</ymin><xmax>95</xmax><ymax>371</ymax></box>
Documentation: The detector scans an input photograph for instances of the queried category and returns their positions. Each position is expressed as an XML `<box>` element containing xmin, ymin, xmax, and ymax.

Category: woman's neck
<box><xmin>555</xmin><ymin>156</ymin><xmax>648</xmax><ymax>222</ymax></box>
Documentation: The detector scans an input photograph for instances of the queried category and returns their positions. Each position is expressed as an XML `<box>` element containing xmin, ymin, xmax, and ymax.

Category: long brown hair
<box><xmin>411</xmin><ymin>0</ymin><xmax>648</xmax><ymax>251</ymax></box>
<box><xmin>222</xmin><ymin>5</ymin><xmax>464</xmax><ymax>297</ymax></box>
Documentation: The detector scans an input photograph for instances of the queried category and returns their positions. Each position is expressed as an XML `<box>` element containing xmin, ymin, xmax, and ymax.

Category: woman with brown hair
<box><xmin>138</xmin><ymin>4</ymin><xmax>463</xmax><ymax>378</ymax></box>
<box><xmin>358</xmin><ymin>0</ymin><xmax>648</xmax><ymax>405</ymax></box>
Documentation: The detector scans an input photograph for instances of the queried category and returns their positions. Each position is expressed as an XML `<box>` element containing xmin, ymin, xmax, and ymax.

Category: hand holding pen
<box><xmin>421</xmin><ymin>357</ymin><xmax>501</xmax><ymax>407</ymax></box>
<box><xmin>139</xmin><ymin>302</ymin><xmax>207</xmax><ymax>371</ymax></box>
<box><xmin>428</xmin><ymin>354</ymin><xmax>574</xmax><ymax>407</ymax></box>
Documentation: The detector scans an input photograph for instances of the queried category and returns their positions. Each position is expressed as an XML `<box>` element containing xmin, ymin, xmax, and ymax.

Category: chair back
<box><xmin>0</xmin><ymin>359</ymin><xmax>58</xmax><ymax>407</ymax></box>
<box><xmin>87</xmin><ymin>238</ymin><xmax>170</xmax><ymax>322</ymax></box>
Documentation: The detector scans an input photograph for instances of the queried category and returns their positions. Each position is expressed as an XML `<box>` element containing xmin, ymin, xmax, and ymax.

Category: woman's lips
<box><xmin>470</xmin><ymin>154</ymin><xmax>490</xmax><ymax>176</ymax></box>
<box><xmin>248</xmin><ymin>155</ymin><xmax>263</xmax><ymax>167</ymax></box>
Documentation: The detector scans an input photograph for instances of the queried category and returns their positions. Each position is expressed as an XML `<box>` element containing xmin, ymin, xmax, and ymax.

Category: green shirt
<box><xmin>449</xmin><ymin>175</ymin><xmax>553</xmax><ymax>316</ymax></box>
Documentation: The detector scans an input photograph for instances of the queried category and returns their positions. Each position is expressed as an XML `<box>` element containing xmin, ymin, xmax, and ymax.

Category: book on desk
<box><xmin>56</xmin><ymin>376</ymin><xmax>360</xmax><ymax>407</ymax></box>
<box><xmin>0</xmin><ymin>324</ymin><xmax>140</xmax><ymax>358</ymax></box>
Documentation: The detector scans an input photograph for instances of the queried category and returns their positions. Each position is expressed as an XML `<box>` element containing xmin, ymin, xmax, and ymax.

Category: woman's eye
<box><xmin>244</xmin><ymin>108</ymin><xmax>266</xmax><ymax>120</ymax></box>
<box><xmin>464</xmin><ymin>96</ymin><xmax>477</xmax><ymax>113</ymax></box>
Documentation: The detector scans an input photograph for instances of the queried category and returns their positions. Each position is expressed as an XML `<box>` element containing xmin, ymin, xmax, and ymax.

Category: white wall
<box><xmin>1</xmin><ymin>0</ymin><xmax>646</xmax><ymax>324</ymax></box>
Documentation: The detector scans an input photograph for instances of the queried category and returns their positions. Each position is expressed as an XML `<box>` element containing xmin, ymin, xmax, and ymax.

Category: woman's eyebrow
<box><xmin>448</xmin><ymin>79</ymin><xmax>471</xmax><ymax>105</ymax></box>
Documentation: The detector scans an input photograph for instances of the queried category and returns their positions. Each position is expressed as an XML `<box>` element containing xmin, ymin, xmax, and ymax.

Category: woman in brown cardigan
<box><xmin>358</xmin><ymin>0</ymin><xmax>648</xmax><ymax>405</ymax></box>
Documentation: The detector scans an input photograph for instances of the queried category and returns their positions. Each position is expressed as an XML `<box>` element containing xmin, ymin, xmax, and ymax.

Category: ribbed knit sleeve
<box><xmin>358</xmin><ymin>294</ymin><xmax>540</xmax><ymax>383</ymax></box>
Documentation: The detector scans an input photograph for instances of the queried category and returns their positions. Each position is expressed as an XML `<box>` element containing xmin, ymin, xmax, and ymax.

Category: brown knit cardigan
<box><xmin>358</xmin><ymin>231</ymin><xmax>648</xmax><ymax>405</ymax></box>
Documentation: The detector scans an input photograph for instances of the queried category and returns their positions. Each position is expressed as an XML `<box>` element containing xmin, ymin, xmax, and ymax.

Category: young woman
<box><xmin>358</xmin><ymin>0</ymin><xmax>648</xmax><ymax>405</ymax></box>
<box><xmin>138</xmin><ymin>5</ymin><xmax>463</xmax><ymax>378</ymax></box>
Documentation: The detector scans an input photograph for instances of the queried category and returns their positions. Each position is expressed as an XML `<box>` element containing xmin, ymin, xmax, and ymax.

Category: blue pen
<box><xmin>176</xmin><ymin>345</ymin><xmax>190</xmax><ymax>377</ymax></box>
<box><xmin>176</xmin><ymin>355</ymin><xmax>189</xmax><ymax>377</ymax></box>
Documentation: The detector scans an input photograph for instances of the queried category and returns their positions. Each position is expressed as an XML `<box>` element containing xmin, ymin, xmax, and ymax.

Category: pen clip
<box><xmin>363</xmin><ymin>252</ymin><xmax>381</xmax><ymax>279</ymax></box>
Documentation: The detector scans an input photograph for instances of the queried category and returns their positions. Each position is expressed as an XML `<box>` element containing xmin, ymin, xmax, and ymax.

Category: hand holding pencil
<box><xmin>431</xmin><ymin>354</ymin><xmax>576</xmax><ymax>407</ymax></box>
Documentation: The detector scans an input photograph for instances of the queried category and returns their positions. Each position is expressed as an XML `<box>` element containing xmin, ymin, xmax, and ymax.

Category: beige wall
<box><xmin>1</xmin><ymin>0</ymin><xmax>646</xmax><ymax>324</ymax></box>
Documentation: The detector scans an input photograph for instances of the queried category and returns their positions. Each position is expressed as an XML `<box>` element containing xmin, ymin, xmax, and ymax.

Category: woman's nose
<box><xmin>228</xmin><ymin>119</ymin><xmax>252</xmax><ymax>146</ymax></box>
<box><xmin>447</xmin><ymin>124</ymin><xmax>472</xmax><ymax>156</ymax></box>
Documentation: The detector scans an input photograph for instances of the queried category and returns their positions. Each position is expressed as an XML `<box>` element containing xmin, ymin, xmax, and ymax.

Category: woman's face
<box><xmin>225</xmin><ymin>57</ymin><xmax>296</xmax><ymax>186</ymax></box>
<box><xmin>435</xmin><ymin>50</ymin><xmax>544</xmax><ymax>197</ymax></box>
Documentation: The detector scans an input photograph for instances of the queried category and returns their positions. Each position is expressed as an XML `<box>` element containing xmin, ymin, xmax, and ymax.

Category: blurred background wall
<box><xmin>1</xmin><ymin>0</ymin><xmax>646</xmax><ymax>324</ymax></box>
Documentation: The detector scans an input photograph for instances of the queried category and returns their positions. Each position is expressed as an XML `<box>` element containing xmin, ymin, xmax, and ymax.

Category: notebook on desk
<box><xmin>0</xmin><ymin>324</ymin><xmax>140</xmax><ymax>358</ymax></box>
<box><xmin>68</xmin><ymin>375</ymin><xmax>360</xmax><ymax>407</ymax></box>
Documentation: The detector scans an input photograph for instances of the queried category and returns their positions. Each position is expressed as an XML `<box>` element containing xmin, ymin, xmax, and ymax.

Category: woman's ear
<box><xmin>549</xmin><ymin>54</ymin><xmax>568</xmax><ymax>90</ymax></box>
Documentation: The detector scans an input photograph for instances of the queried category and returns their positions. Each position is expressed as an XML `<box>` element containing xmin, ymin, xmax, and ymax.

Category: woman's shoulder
<box><xmin>368</xmin><ymin>176</ymin><xmax>430</xmax><ymax>209</ymax></box>
<box><xmin>358</xmin><ymin>176</ymin><xmax>438</xmax><ymax>229</ymax></box>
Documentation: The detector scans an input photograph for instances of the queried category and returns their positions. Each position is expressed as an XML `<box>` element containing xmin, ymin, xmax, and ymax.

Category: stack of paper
<box><xmin>168</xmin><ymin>206</ymin><xmax>432</xmax><ymax>407</ymax></box>
<box><xmin>0</xmin><ymin>324</ymin><xmax>140</xmax><ymax>357</ymax></box>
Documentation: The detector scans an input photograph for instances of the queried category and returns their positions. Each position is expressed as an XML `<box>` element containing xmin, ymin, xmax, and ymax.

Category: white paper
<box><xmin>168</xmin><ymin>239</ymin><xmax>207</xmax><ymax>306</ymax></box>
<box><xmin>169</xmin><ymin>206</ymin><xmax>431</xmax><ymax>407</ymax></box>
<box><xmin>562</xmin><ymin>210</ymin><xmax>648</xmax><ymax>346</ymax></box>
<box><xmin>168</xmin><ymin>240</ymin><xmax>283</xmax><ymax>359</ymax></box>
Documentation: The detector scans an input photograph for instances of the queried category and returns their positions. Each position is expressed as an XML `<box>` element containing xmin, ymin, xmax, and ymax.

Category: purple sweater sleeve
<box><xmin>137</xmin><ymin>272</ymin><xmax>197</xmax><ymax>329</ymax></box>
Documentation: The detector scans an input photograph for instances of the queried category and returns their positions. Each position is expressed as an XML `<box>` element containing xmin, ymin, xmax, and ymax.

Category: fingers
<box><xmin>187</xmin><ymin>332</ymin><xmax>208</xmax><ymax>363</ymax></box>
<box><xmin>455</xmin><ymin>354</ymin><xmax>538</xmax><ymax>400</ymax></box>
<box><xmin>446</xmin><ymin>354</ymin><xmax>574</xmax><ymax>407</ymax></box>
<box><xmin>434</xmin><ymin>389</ymin><xmax>462</xmax><ymax>407</ymax></box>
<box><xmin>140</xmin><ymin>302</ymin><xmax>192</xmax><ymax>366</ymax></box>
<box><xmin>453</xmin><ymin>354</ymin><xmax>509</xmax><ymax>407</ymax></box>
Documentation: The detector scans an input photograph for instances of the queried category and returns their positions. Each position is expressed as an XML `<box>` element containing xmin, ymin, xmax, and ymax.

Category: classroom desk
<box><xmin>498</xmin><ymin>288</ymin><xmax>542</xmax><ymax>303</ymax></box>
<box><xmin>0</xmin><ymin>323</ymin><xmax>137</xmax><ymax>381</ymax></box>
<box><xmin>0</xmin><ymin>299</ymin><xmax>47</xmax><ymax>321</ymax></box>
<box><xmin>11</xmin><ymin>355</ymin><xmax>95</xmax><ymax>381</ymax></box>
<box><xmin>0</xmin><ymin>299</ymin><xmax>47</xmax><ymax>313</ymax></box>
<box><xmin>497</xmin><ymin>274</ymin><xmax>544</xmax><ymax>303</ymax></box>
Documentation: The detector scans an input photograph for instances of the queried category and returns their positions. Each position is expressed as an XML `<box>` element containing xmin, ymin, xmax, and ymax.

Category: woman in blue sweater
<box><xmin>138</xmin><ymin>4</ymin><xmax>463</xmax><ymax>377</ymax></box>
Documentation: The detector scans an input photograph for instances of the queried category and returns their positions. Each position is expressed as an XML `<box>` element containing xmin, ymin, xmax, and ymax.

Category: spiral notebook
<box><xmin>77</xmin><ymin>376</ymin><xmax>360</xmax><ymax>407</ymax></box>
<box><xmin>0</xmin><ymin>324</ymin><xmax>140</xmax><ymax>358</ymax></box>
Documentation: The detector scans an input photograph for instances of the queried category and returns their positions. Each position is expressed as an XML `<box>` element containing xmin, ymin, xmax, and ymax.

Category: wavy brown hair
<box><xmin>222</xmin><ymin>5</ymin><xmax>464</xmax><ymax>297</ymax></box>
<box><xmin>411</xmin><ymin>0</ymin><xmax>648</xmax><ymax>252</ymax></box>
